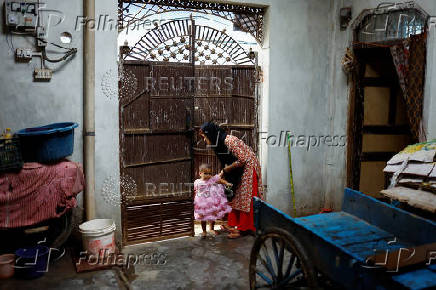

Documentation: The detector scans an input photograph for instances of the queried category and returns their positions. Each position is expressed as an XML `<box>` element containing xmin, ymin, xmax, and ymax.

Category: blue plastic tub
<box><xmin>15</xmin><ymin>246</ymin><xmax>49</xmax><ymax>279</ymax></box>
<box><xmin>16</xmin><ymin>122</ymin><xmax>78</xmax><ymax>163</ymax></box>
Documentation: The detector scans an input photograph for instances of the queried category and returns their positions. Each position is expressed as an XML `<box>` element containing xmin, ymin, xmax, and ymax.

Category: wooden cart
<box><xmin>249</xmin><ymin>188</ymin><xmax>436</xmax><ymax>289</ymax></box>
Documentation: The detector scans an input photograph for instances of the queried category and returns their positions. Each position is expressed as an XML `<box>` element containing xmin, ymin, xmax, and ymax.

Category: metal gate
<box><xmin>119</xmin><ymin>20</ymin><xmax>258</xmax><ymax>245</ymax></box>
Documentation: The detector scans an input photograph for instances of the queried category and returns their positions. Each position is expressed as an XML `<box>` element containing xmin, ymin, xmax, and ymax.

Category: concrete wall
<box><xmin>0</xmin><ymin>0</ymin><xmax>121</xmax><ymax>239</ymax></box>
<box><xmin>0</xmin><ymin>0</ymin><xmax>83</xmax><ymax>163</ymax></box>
<box><xmin>0</xmin><ymin>1</ymin><xmax>84</xmax><ymax>197</ymax></box>
<box><xmin>229</xmin><ymin>0</ymin><xmax>335</xmax><ymax>216</ymax></box>
<box><xmin>94</xmin><ymin>0</ymin><xmax>121</xmax><ymax>241</ymax></box>
<box><xmin>324</xmin><ymin>0</ymin><xmax>436</xmax><ymax>210</ymax></box>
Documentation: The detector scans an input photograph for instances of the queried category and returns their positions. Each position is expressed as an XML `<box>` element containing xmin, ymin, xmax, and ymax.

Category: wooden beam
<box><xmin>362</xmin><ymin>125</ymin><xmax>409</xmax><ymax>135</ymax></box>
<box><xmin>193</xmin><ymin>123</ymin><xmax>255</xmax><ymax>129</ymax></box>
<box><xmin>360</xmin><ymin>152</ymin><xmax>396</xmax><ymax>162</ymax></box>
<box><xmin>124</xmin><ymin>157</ymin><xmax>192</xmax><ymax>168</ymax></box>
<box><xmin>124</xmin><ymin>231</ymin><xmax>193</xmax><ymax>246</ymax></box>
<box><xmin>123</xmin><ymin>128</ymin><xmax>188</xmax><ymax>135</ymax></box>
<box><xmin>125</xmin><ymin>192</ymin><xmax>193</xmax><ymax>205</ymax></box>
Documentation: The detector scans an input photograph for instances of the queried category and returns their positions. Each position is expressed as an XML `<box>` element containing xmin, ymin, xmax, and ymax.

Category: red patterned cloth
<box><xmin>224</xmin><ymin>135</ymin><xmax>263</xmax><ymax>212</ymax></box>
<box><xmin>228</xmin><ymin>169</ymin><xmax>259</xmax><ymax>231</ymax></box>
<box><xmin>0</xmin><ymin>161</ymin><xmax>84</xmax><ymax>228</ymax></box>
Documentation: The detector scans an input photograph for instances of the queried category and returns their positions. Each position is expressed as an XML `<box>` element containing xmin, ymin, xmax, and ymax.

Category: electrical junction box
<box><xmin>5</xmin><ymin>0</ymin><xmax>38</xmax><ymax>31</ymax></box>
<box><xmin>36</xmin><ymin>26</ymin><xmax>47</xmax><ymax>47</ymax></box>
<box><xmin>15</xmin><ymin>48</ymin><xmax>33</xmax><ymax>61</ymax></box>
<box><xmin>34</xmin><ymin>68</ymin><xmax>52</xmax><ymax>81</ymax></box>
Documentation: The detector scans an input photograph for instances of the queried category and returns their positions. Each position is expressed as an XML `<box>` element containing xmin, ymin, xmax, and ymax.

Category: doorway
<box><xmin>347</xmin><ymin>4</ymin><xmax>429</xmax><ymax>197</ymax></box>
<box><xmin>118</xmin><ymin>17</ymin><xmax>260</xmax><ymax>245</ymax></box>
<box><xmin>350</xmin><ymin>47</ymin><xmax>413</xmax><ymax>197</ymax></box>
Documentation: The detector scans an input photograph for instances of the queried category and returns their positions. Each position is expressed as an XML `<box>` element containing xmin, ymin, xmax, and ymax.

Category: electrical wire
<box><xmin>36</xmin><ymin>37</ymin><xmax>74</xmax><ymax>50</ymax></box>
<box><xmin>5</xmin><ymin>33</ymin><xmax>13</xmax><ymax>53</ymax></box>
<box><xmin>10</xmin><ymin>31</ymin><xmax>35</xmax><ymax>36</ymax></box>
<box><xmin>41</xmin><ymin>47</ymin><xmax>77</xmax><ymax>63</ymax></box>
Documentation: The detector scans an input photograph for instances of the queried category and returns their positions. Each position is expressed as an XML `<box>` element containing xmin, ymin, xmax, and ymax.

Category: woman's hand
<box><xmin>224</xmin><ymin>161</ymin><xmax>241</xmax><ymax>173</ymax></box>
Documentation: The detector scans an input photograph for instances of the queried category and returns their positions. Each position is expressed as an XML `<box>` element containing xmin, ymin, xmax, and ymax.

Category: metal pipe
<box><xmin>84</xmin><ymin>0</ymin><xmax>96</xmax><ymax>220</ymax></box>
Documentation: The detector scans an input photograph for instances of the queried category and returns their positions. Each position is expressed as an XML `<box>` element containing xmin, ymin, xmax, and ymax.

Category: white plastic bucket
<box><xmin>79</xmin><ymin>219</ymin><xmax>116</xmax><ymax>257</ymax></box>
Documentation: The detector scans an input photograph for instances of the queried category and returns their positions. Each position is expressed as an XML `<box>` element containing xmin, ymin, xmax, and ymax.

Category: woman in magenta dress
<box><xmin>199</xmin><ymin>122</ymin><xmax>263</xmax><ymax>238</ymax></box>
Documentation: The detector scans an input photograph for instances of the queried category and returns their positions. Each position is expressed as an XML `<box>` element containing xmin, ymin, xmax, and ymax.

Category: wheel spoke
<box><xmin>256</xmin><ymin>271</ymin><xmax>273</xmax><ymax>285</ymax></box>
<box><xmin>259</xmin><ymin>254</ymin><xmax>276</xmax><ymax>280</ymax></box>
<box><xmin>249</xmin><ymin>230</ymin><xmax>318</xmax><ymax>290</ymax></box>
<box><xmin>271</xmin><ymin>237</ymin><xmax>279</xmax><ymax>262</ymax></box>
<box><xmin>277</xmin><ymin>269</ymin><xmax>303</xmax><ymax>288</ymax></box>
<box><xmin>263</xmin><ymin>246</ymin><xmax>275</xmax><ymax>274</ymax></box>
<box><xmin>284</xmin><ymin>250</ymin><xmax>296</xmax><ymax>278</ymax></box>
<box><xmin>277</xmin><ymin>239</ymin><xmax>285</xmax><ymax>280</ymax></box>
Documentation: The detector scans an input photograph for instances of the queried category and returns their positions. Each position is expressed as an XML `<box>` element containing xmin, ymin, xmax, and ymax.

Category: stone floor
<box><xmin>1</xmin><ymin>227</ymin><xmax>254</xmax><ymax>290</ymax></box>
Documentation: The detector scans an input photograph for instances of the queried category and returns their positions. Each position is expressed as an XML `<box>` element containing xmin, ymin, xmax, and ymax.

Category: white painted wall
<box><xmin>94</xmin><ymin>0</ymin><xmax>121</xmax><ymax>241</ymax></box>
<box><xmin>0</xmin><ymin>0</ymin><xmax>121</xmax><ymax>240</ymax></box>
<box><xmin>325</xmin><ymin>0</ymin><xmax>436</xmax><ymax>210</ymax></box>
<box><xmin>0</xmin><ymin>1</ymin><xmax>84</xmax><ymax>200</ymax></box>
<box><xmin>229</xmin><ymin>0</ymin><xmax>336</xmax><ymax>216</ymax></box>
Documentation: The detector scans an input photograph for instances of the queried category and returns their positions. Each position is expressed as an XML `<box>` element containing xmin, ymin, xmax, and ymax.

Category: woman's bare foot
<box><xmin>220</xmin><ymin>224</ymin><xmax>236</xmax><ymax>233</ymax></box>
<box><xmin>227</xmin><ymin>230</ymin><xmax>241</xmax><ymax>239</ymax></box>
<box><xmin>200</xmin><ymin>232</ymin><xmax>207</xmax><ymax>239</ymax></box>
<box><xmin>209</xmin><ymin>230</ymin><xmax>219</xmax><ymax>236</ymax></box>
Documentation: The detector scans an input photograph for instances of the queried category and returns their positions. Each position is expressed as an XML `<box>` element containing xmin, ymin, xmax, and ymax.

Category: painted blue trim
<box><xmin>343</xmin><ymin>188</ymin><xmax>436</xmax><ymax>227</ymax></box>
<box><xmin>342</xmin><ymin>188</ymin><xmax>436</xmax><ymax>245</ymax></box>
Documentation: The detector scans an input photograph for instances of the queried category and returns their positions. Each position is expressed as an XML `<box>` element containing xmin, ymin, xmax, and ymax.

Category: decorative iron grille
<box><xmin>124</xmin><ymin>19</ymin><xmax>255</xmax><ymax>65</ymax></box>
<box><xmin>353</xmin><ymin>2</ymin><xmax>429</xmax><ymax>43</ymax></box>
<box><xmin>118</xmin><ymin>0</ymin><xmax>265</xmax><ymax>44</ymax></box>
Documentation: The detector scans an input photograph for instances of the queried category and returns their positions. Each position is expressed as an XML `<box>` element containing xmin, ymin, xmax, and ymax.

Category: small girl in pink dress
<box><xmin>194</xmin><ymin>163</ymin><xmax>232</xmax><ymax>238</ymax></box>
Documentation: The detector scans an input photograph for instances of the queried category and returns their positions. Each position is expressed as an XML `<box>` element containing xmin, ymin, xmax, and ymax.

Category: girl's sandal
<box><xmin>209</xmin><ymin>230</ymin><xmax>219</xmax><ymax>237</ymax></box>
<box><xmin>227</xmin><ymin>231</ymin><xmax>241</xmax><ymax>239</ymax></box>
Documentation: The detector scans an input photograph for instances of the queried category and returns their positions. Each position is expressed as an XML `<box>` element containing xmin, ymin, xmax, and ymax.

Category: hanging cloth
<box><xmin>390</xmin><ymin>33</ymin><xmax>427</xmax><ymax>141</ymax></box>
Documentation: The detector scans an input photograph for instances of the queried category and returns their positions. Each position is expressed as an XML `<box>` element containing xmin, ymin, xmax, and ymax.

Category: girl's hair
<box><xmin>199</xmin><ymin>163</ymin><xmax>212</xmax><ymax>172</ymax></box>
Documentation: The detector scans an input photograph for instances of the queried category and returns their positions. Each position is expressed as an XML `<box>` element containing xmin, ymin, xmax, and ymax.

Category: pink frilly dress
<box><xmin>194</xmin><ymin>174</ymin><xmax>232</xmax><ymax>221</ymax></box>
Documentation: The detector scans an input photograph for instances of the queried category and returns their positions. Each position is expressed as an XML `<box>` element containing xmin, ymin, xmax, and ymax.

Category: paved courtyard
<box><xmin>1</xmin><ymin>230</ymin><xmax>254</xmax><ymax>290</ymax></box>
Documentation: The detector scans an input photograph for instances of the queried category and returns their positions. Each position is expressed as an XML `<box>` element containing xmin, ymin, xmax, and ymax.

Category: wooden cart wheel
<box><xmin>249</xmin><ymin>228</ymin><xmax>318</xmax><ymax>289</ymax></box>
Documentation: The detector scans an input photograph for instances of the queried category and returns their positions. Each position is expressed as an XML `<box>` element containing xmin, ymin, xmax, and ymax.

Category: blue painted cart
<box><xmin>249</xmin><ymin>188</ymin><xmax>436</xmax><ymax>289</ymax></box>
